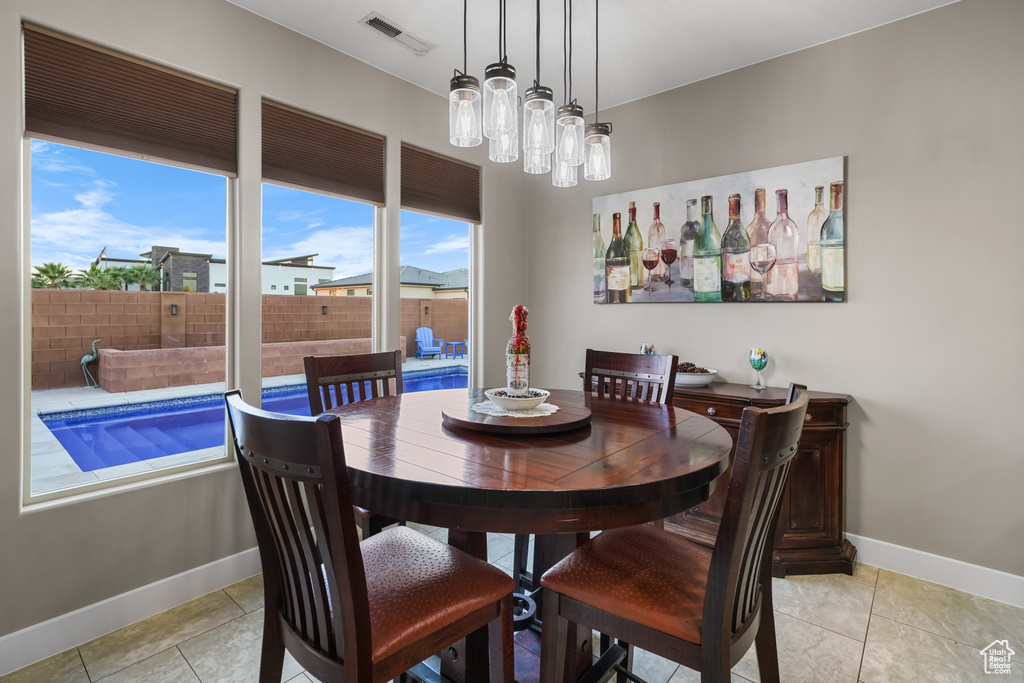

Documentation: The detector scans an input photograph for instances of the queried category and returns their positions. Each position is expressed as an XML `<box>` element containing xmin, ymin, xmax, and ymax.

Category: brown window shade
<box><xmin>401</xmin><ymin>144</ymin><xmax>481</xmax><ymax>224</ymax></box>
<box><xmin>262</xmin><ymin>100</ymin><xmax>385</xmax><ymax>206</ymax></box>
<box><xmin>23</xmin><ymin>25</ymin><xmax>237</xmax><ymax>175</ymax></box>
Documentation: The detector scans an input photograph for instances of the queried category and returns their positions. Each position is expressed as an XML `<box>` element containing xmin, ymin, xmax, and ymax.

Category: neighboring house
<box><xmin>312</xmin><ymin>266</ymin><xmax>468</xmax><ymax>299</ymax></box>
<box><xmin>96</xmin><ymin>246</ymin><xmax>335</xmax><ymax>294</ymax></box>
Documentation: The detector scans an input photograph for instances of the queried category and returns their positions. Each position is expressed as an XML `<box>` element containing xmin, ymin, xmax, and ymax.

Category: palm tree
<box><xmin>104</xmin><ymin>266</ymin><xmax>131</xmax><ymax>291</ymax></box>
<box><xmin>128</xmin><ymin>264</ymin><xmax>161</xmax><ymax>291</ymax></box>
<box><xmin>73</xmin><ymin>264</ymin><xmax>122</xmax><ymax>290</ymax></box>
<box><xmin>31</xmin><ymin>262</ymin><xmax>74</xmax><ymax>289</ymax></box>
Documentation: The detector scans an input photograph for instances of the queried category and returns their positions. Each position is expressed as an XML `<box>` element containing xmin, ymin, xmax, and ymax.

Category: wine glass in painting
<box><xmin>749</xmin><ymin>348</ymin><xmax>769</xmax><ymax>390</ymax></box>
<box><xmin>749</xmin><ymin>243</ymin><xmax>777</xmax><ymax>301</ymax></box>
<box><xmin>661</xmin><ymin>238</ymin><xmax>677</xmax><ymax>289</ymax></box>
<box><xmin>642</xmin><ymin>248</ymin><xmax>659</xmax><ymax>294</ymax></box>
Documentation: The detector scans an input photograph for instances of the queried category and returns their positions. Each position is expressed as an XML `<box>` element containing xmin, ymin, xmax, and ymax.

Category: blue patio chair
<box><xmin>415</xmin><ymin>327</ymin><xmax>444</xmax><ymax>360</ymax></box>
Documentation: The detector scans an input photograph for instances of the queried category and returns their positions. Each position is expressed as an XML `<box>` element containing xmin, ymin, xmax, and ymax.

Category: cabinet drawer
<box><xmin>800</xmin><ymin>405</ymin><xmax>844</xmax><ymax>427</ymax></box>
<box><xmin>675</xmin><ymin>398</ymin><xmax>746</xmax><ymax>422</ymax></box>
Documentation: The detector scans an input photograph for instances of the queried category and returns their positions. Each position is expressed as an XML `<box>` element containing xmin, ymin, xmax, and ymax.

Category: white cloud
<box><xmin>424</xmin><ymin>235</ymin><xmax>470</xmax><ymax>254</ymax></box>
<box><xmin>30</xmin><ymin>142</ymin><xmax>96</xmax><ymax>176</ymax></box>
<box><xmin>263</xmin><ymin>226</ymin><xmax>374</xmax><ymax>279</ymax></box>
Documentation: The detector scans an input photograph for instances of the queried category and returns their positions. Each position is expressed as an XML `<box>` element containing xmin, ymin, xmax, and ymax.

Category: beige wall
<box><xmin>526</xmin><ymin>0</ymin><xmax>1024</xmax><ymax>576</ymax></box>
<box><xmin>0</xmin><ymin>0</ymin><xmax>526</xmax><ymax>638</ymax></box>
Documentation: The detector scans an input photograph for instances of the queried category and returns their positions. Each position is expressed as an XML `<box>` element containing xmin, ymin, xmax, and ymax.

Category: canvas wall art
<box><xmin>592</xmin><ymin>156</ymin><xmax>845</xmax><ymax>303</ymax></box>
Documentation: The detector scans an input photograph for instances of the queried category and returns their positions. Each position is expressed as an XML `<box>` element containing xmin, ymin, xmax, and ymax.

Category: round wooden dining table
<box><xmin>326</xmin><ymin>387</ymin><xmax>733</xmax><ymax>682</ymax></box>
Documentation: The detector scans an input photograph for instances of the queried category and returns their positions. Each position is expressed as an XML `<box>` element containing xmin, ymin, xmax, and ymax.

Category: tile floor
<box><xmin>3</xmin><ymin>524</ymin><xmax>1022</xmax><ymax>683</ymax></box>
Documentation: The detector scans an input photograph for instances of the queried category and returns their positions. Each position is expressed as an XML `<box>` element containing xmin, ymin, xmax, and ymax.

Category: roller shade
<box><xmin>401</xmin><ymin>143</ymin><xmax>481</xmax><ymax>224</ymax></box>
<box><xmin>23</xmin><ymin>24</ymin><xmax>237</xmax><ymax>175</ymax></box>
<box><xmin>262</xmin><ymin>100</ymin><xmax>385</xmax><ymax>205</ymax></box>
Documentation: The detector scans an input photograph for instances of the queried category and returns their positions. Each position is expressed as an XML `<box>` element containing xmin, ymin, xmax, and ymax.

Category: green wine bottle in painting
<box><xmin>744</xmin><ymin>188</ymin><xmax>771</xmax><ymax>298</ymax></box>
<box><xmin>693</xmin><ymin>195</ymin><xmax>722</xmax><ymax>302</ymax></box>
<box><xmin>820</xmin><ymin>181</ymin><xmax>845</xmax><ymax>302</ymax></box>
<box><xmin>605</xmin><ymin>212</ymin><xmax>631</xmax><ymax>303</ymax></box>
<box><xmin>721</xmin><ymin>193</ymin><xmax>751</xmax><ymax>302</ymax></box>
<box><xmin>766</xmin><ymin>189</ymin><xmax>799</xmax><ymax>301</ymax></box>
<box><xmin>806</xmin><ymin>185</ymin><xmax>827</xmax><ymax>275</ymax></box>
<box><xmin>593</xmin><ymin>214</ymin><xmax>606</xmax><ymax>303</ymax></box>
<box><xmin>678</xmin><ymin>198</ymin><xmax>699</xmax><ymax>290</ymax></box>
<box><xmin>647</xmin><ymin>202</ymin><xmax>667</xmax><ymax>281</ymax></box>
<box><xmin>624</xmin><ymin>201</ymin><xmax>645</xmax><ymax>291</ymax></box>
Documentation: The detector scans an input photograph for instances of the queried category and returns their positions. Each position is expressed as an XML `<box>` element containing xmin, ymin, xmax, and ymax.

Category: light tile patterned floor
<box><xmin>3</xmin><ymin>526</ymin><xmax>1021</xmax><ymax>682</ymax></box>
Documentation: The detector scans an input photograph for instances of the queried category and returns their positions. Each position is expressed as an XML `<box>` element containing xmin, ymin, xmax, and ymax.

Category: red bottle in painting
<box><xmin>506</xmin><ymin>305</ymin><xmax>530</xmax><ymax>397</ymax></box>
<box><xmin>766</xmin><ymin>189</ymin><xmax>800</xmax><ymax>300</ymax></box>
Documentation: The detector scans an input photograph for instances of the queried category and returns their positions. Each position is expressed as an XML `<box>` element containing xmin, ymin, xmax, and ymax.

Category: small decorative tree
<box><xmin>128</xmin><ymin>264</ymin><xmax>161</xmax><ymax>291</ymax></box>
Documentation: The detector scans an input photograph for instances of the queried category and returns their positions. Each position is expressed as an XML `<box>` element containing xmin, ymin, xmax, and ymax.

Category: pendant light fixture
<box><xmin>584</xmin><ymin>0</ymin><xmax>611</xmax><ymax>181</ymax></box>
<box><xmin>449</xmin><ymin>0</ymin><xmax>482</xmax><ymax>147</ymax></box>
<box><xmin>554</xmin><ymin>0</ymin><xmax>584</xmax><ymax>170</ymax></box>
<box><xmin>523</xmin><ymin>0</ymin><xmax>554</xmax><ymax>174</ymax></box>
<box><xmin>483</xmin><ymin>0</ymin><xmax>517</xmax><ymax>145</ymax></box>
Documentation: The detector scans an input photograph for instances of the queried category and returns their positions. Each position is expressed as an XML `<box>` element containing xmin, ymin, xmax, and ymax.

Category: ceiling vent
<box><xmin>359</xmin><ymin>12</ymin><xmax>435</xmax><ymax>56</ymax></box>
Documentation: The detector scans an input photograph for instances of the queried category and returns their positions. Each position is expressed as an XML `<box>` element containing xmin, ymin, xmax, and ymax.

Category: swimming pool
<box><xmin>40</xmin><ymin>367</ymin><xmax>468</xmax><ymax>472</ymax></box>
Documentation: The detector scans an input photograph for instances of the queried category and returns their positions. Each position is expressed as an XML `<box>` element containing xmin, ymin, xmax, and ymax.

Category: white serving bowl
<box><xmin>485</xmin><ymin>388</ymin><xmax>550</xmax><ymax>411</ymax></box>
<box><xmin>674</xmin><ymin>368</ymin><xmax>719</xmax><ymax>387</ymax></box>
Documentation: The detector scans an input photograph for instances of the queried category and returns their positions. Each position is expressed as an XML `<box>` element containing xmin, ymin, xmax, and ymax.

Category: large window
<box><xmin>28</xmin><ymin>141</ymin><xmax>229</xmax><ymax>497</ymax></box>
<box><xmin>260</xmin><ymin>183</ymin><xmax>374</xmax><ymax>401</ymax></box>
<box><xmin>400</xmin><ymin>210</ymin><xmax>471</xmax><ymax>374</ymax></box>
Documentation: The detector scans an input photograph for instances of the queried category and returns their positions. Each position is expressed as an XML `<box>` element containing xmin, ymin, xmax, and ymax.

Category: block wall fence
<box><xmin>31</xmin><ymin>290</ymin><xmax>468</xmax><ymax>390</ymax></box>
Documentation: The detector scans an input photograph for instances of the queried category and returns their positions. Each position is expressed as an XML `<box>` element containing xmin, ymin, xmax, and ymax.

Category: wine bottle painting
<box><xmin>592</xmin><ymin>156</ymin><xmax>845</xmax><ymax>303</ymax></box>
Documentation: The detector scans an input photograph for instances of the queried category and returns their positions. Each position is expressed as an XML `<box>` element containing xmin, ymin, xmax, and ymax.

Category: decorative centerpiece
<box><xmin>639</xmin><ymin>343</ymin><xmax>657</xmax><ymax>355</ymax></box>
<box><xmin>749</xmin><ymin>348</ymin><xmax>769</xmax><ymax>390</ymax></box>
<box><xmin>506</xmin><ymin>304</ymin><xmax>530</xmax><ymax>397</ymax></box>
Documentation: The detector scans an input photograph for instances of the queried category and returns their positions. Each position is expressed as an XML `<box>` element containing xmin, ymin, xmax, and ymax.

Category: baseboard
<box><xmin>0</xmin><ymin>547</ymin><xmax>261</xmax><ymax>677</ymax></box>
<box><xmin>847</xmin><ymin>533</ymin><xmax>1024</xmax><ymax>608</ymax></box>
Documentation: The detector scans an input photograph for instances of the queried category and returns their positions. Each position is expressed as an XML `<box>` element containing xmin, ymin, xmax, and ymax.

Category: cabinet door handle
<box><xmin>707</xmin><ymin>407</ymin><xmax>716</xmax><ymax>416</ymax></box>
<box><xmin>805</xmin><ymin>414</ymin><xmax>812</xmax><ymax>422</ymax></box>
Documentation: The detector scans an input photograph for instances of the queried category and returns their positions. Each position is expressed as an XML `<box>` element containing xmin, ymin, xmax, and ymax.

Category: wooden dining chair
<box><xmin>303</xmin><ymin>351</ymin><xmax>405</xmax><ymax>539</ymax></box>
<box><xmin>539</xmin><ymin>384</ymin><xmax>809</xmax><ymax>683</ymax></box>
<box><xmin>584</xmin><ymin>348</ymin><xmax>679</xmax><ymax>404</ymax></box>
<box><xmin>225</xmin><ymin>391</ymin><xmax>514</xmax><ymax>683</ymax></box>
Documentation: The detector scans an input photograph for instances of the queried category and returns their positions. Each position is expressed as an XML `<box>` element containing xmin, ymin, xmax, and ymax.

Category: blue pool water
<box><xmin>41</xmin><ymin>368</ymin><xmax>468</xmax><ymax>472</ymax></box>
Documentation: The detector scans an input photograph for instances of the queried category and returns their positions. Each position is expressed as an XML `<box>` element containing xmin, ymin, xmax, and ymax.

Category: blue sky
<box><xmin>30</xmin><ymin>140</ymin><xmax>469</xmax><ymax>278</ymax></box>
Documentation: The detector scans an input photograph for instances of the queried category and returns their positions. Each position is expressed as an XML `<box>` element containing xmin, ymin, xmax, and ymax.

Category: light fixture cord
<box><xmin>568</xmin><ymin>0</ymin><xmax>573</xmax><ymax>103</ymax></box>
<box><xmin>594</xmin><ymin>0</ymin><xmax>599</xmax><ymax>121</ymax></box>
<box><xmin>463</xmin><ymin>0</ymin><xmax>468</xmax><ymax>74</ymax></box>
<box><xmin>562</xmin><ymin>0</ymin><xmax>568</xmax><ymax>104</ymax></box>
<box><xmin>536</xmin><ymin>0</ymin><xmax>541</xmax><ymax>82</ymax></box>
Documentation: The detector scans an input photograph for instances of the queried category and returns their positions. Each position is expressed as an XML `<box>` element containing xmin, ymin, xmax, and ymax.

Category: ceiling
<box><xmin>227</xmin><ymin>0</ymin><xmax>957</xmax><ymax>112</ymax></box>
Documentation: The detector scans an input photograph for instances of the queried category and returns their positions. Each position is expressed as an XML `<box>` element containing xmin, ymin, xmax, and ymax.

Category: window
<box><xmin>271</xmin><ymin>284</ymin><xmax>277</xmax><ymax>290</ymax></box>
<box><xmin>347</xmin><ymin>289</ymin><xmax>355</xmax><ymax>296</ymax></box>
<box><xmin>319</xmin><ymin>278</ymin><xmax>329</xmax><ymax>284</ymax></box>
<box><xmin>28</xmin><ymin>141</ymin><xmax>228</xmax><ymax>498</ymax></box>
<box><xmin>261</xmin><ymin>183</ymin><xmax>373</xmax><ymax>393</ymax></box>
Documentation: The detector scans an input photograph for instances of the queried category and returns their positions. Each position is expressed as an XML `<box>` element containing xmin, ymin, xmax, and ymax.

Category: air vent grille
<box><xmin>359</xmin><ymin>12</ymin><xmax>436</xmax><ymax>56</ymax></box>
<box><xmin>366</xmin><ymin>16</ymin><xmax>402</xmax><ymax>39</ymax></box>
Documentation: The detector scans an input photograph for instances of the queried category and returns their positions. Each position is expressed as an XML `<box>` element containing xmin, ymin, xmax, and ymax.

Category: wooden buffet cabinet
<box><xmin>671</xmin><ymin>382</ymin><xmax>857</xmax><ymax>578</ymax></box>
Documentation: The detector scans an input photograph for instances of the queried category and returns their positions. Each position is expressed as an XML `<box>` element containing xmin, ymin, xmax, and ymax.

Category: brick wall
<box><xmin>32</xmin><ymin>290</ymin><xmax>466</xmax><ymax>390</ymax></box>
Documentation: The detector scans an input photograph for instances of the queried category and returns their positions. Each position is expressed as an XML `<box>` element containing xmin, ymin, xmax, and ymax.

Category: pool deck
<box><xmin>29</xmin><ymin>358</ymin><xmax>470</xmax><ymax>496</ymax></box>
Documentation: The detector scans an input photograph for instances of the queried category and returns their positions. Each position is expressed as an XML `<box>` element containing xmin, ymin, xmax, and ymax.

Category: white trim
<box><xmin>847</xmin><ymin>533</ymin><xmax>1024</xmax><ymax>609</ymax></box>
<box><xmin>0</xmin><ymin>547</ymin><xmax>261</xmax><ymax>676</ymax></box>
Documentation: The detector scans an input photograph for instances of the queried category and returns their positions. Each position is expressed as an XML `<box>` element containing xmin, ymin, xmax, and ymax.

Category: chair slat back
<box><xmin>584</xmin><ymin>349</ymin><xmax>679</xmax><ymax>404</ymax></box>
<box><xmin>705</xmin><ymin>384</ymin><xmax>808</xmax><ymax>638</ymax></box>
<box><xmin>225</xmin><ymin>391</ymin><xmax>370</xmax><ymax>673</ymax></box>
<box><xmin>415</xmin><ymin>327</ymin><xmax>435</xmax><ymax>347</ymax></box>
<box><xmin>303</xmin><ymin>351</ymin><xmax>404</xmax><ymax>414</ymax></box>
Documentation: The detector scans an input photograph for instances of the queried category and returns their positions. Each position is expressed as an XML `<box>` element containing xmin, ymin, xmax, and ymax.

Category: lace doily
<box><xmin>471</xmin><ymin>401</ymin><xmax>560</xmax><ymax>418</ymax></box>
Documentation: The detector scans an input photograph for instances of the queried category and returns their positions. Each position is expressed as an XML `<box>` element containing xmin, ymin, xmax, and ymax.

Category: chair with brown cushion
<box><xmin>225</xmin><ymin>390</ymin><xmax>514</xmax><ymax>683</ymax></box>
<box><xmin>584</xmin><ymin>348</ymin><xmax>679</xmax><ymax>404</ymax></box>
<box><xmin>303</xmin><ymin>351</ymin><xmax>404</xmax><ymax>538</ymax></box>
<box><xmin>539</xmin><ymin>384</ymin><xmax>809</xmax><ymax>683</ymax></box>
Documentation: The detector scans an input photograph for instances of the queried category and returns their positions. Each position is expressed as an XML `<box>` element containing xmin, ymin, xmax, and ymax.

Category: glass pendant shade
<box><xmin>524</xmin><ymin>150</ymin><xmax>551</xmax><ymax>174</ymax></box>
<box><xmin>489</xmin><ymin>126</ymin><xmax>519</xmax><ymax>163</ymax></box>
<box><xmin>552</xmin><ymin>156</ymin><xmax>577</xmax><ymax>187</ymax></box>
<box><xmin>584</xmin><ymin>122</ymin><xmax>612</xmax><ymax>181</ymax></box>
<box><xmin>522</xmin><ymin>85</ymin><xmax>555</xmax><ymax>154</ymax></box>
<box><xmin>449</xmin><ymin>74</ymin><xmax>482</xmax><ymax>147</ymax></box>
<box><xmin>482</xmin><ymin>61</ymin><xmax>518</xmax><ymax>140</ymax></box>
<box><xmin>555</xmin><ymin>103</ymin><xmax>586</xmax><ymax>166</ymax></box>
